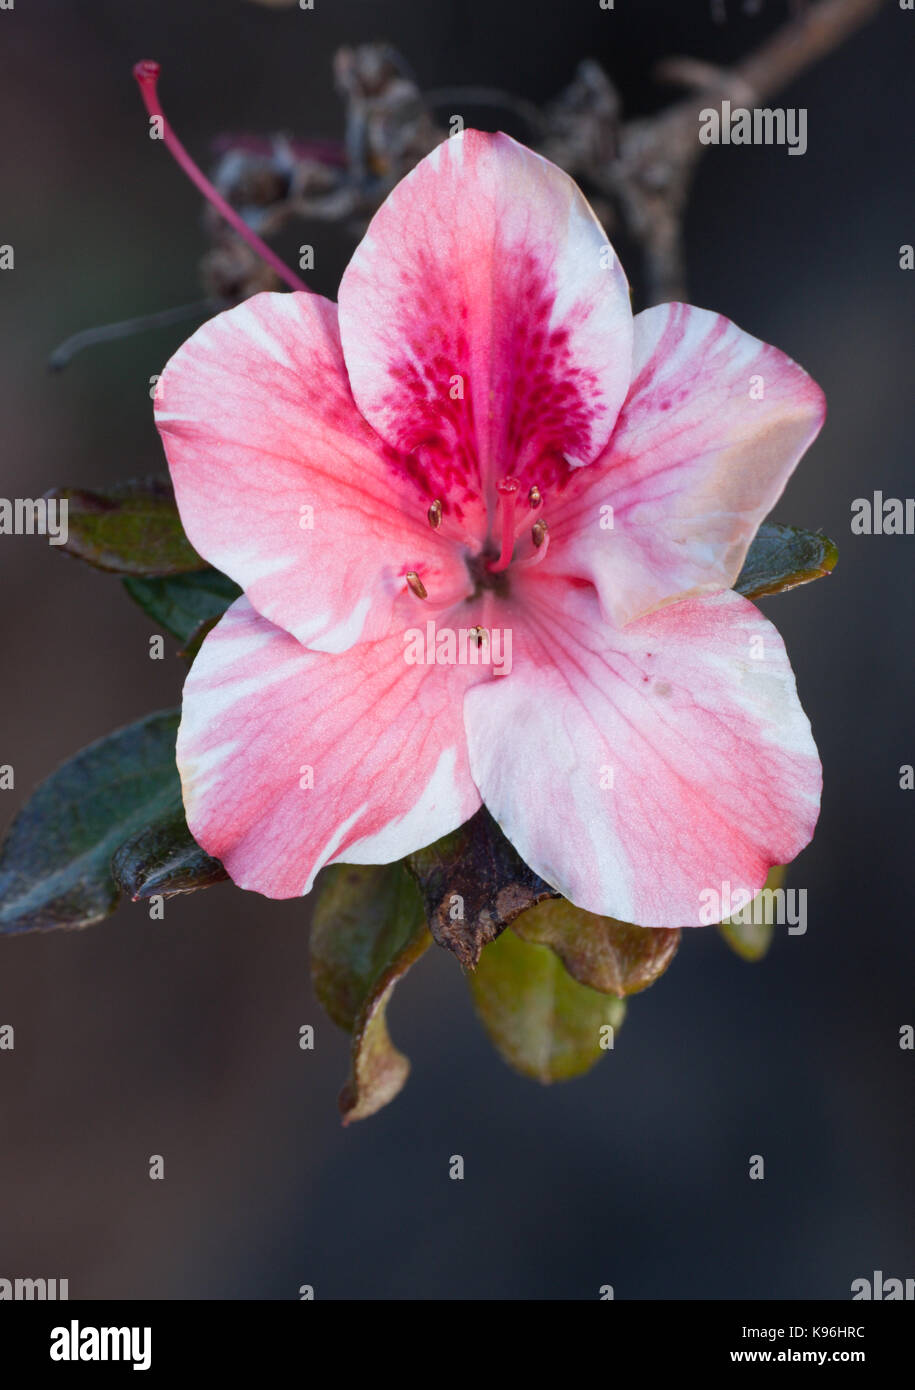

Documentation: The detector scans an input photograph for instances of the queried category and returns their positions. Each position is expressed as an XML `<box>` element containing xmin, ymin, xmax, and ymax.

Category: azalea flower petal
<box><xmin>177</xmin><ymin>597</ymin><xmax>485</xmax><ymax>897</ymax></box>
<box><xmin>464</xmin><ymin>580</ymin><xmax>821</xmax><ymax>925</ymax></box>
<box><xmin>155</xmin><ymin>291</ymin><xmax>471</xmax><ymax>653</ymax></box>
<box><xmin>547</xmin><ymin>302</ymin><xmax>826</xmax><ymax>627</ymax></box>
<box><xmin>338</xmin><ymin>129</ymin><xmax>633</xmax><ymax>522</ymax></box>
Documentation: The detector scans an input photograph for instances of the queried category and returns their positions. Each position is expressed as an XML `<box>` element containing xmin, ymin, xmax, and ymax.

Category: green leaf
<box><xmin>311</xmin><ymin>863</ymin><xmax>431</xmax><ymax>1123</ymax></box>
<box><xmin>46</xmin><ymin>477</ymin><xmax>206</xmax><ymax>575</ymax></box>
<box><xmin>513</xmin><ymin>898</ymin><xmax>679</xmax><ymax>997</ymax></box>
<box><xmin>735</xmin><ymin>523</ymin><xmax>837</xmax><ymax>600</ymax></box>
<box><xmin>122</xmin><ymin>569</ymin><xmax>241</xmax><ymax>652</ymax></box>
<box><xmin>407</xmin><ymin>808</ymin><xmax>559</xmax><ymax>968</ymax></box>
<box><xmin>470</xmin><ymin>927</ymin><xmax>626</xmax><ymax>1083</ymax></box>
<box><xmin>717</xmin><ymin>864</ymin><xmax>787</xmax><ymax>962</ymax></box>
<box><xmin>0</xmin><ymin>710</ymin><xmax>187</xmax><ymax>934</ymax></box>
<box><xmin>111</xmin><ymin>809</ymin><xmax>227</xmax><ymax>900</ymax></box>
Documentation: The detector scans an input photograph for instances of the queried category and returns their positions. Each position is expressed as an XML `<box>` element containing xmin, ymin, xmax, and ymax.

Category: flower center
<box><xmin>402</xmin><ymin>477</ymin><xmax>549</xmax><ymax>604</ymax></box>
<box><xmin>486</xmin><ymin>476</ymin><xmax>549</xmax><ymax>574</ymax></box>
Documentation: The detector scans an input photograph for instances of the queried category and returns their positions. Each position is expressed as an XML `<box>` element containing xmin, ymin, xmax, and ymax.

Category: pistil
<box><xmin>488</xmin><ymin>478</ymin><xmax>521</xmax><ymax>573</ymax></box>
<box><xmin>132</xmin><ymin>61</ymin><xmax>308</xmax><ymax>294</ymax></box>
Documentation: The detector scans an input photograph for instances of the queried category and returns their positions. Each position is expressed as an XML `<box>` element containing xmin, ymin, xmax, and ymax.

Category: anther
<box><xmin>512</xmin><ymin>518</ymin><xmax>551</xmax><ymax>569</ymax></box>
<box><xmin>427</xmin><ymin>499</ymin><xmax>443</xmax><ymax>529</ymax></box>
<box><xmin>528</xmin><ymin>485</ymin><xmax>542</xmax><ymax>510</ymax></box>
<box><xmin>132</xmin><ymin>60</ymin><xmax>308</xmax><ymax>294</ymax></box>
<box><xmin>405</xmin><ymin>571</ymin><xmax>428</xmax><ymax>599</ymax></box>
<box><xmin>468</xmin><ymin>626</ymin><xmax>488</xmax><ymax>647</ymax></box>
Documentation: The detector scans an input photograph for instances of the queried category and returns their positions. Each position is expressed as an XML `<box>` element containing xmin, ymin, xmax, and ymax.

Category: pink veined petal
<box><xmin>155</xmin><ymin>291</ymin><xmax>471</xmax><ymax>654</ymax></box>
<box><xmin>338</xmin><ymin>129</ymin><xmax>633</xmax><ymax>527</ymax></box>
<box><xmin>463</xmin><ymin>579</ymin><xmax>821</xmax><ymax>925</ymax></box>
<box><xmin>177</xmin><ymin>596</ymin><xmax>484</xmax><ymax>898</ymax></box>
<box><xmin>545</xmin><ymin>302</ymin><xmax>827</xmax><ymax>628</ymax></box>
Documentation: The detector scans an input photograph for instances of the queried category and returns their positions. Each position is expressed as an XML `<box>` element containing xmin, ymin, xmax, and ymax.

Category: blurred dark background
<box><xmin>1</xmin><ymin>0</ymin><xmax>913</xmax><ymax>1299</ymax></box>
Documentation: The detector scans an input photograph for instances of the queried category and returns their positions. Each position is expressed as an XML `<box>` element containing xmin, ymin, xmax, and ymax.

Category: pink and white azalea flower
<box><xmin>154</xmin><ymin>129</ymin><xmax>825</xmax><ymax>927</ymax></box>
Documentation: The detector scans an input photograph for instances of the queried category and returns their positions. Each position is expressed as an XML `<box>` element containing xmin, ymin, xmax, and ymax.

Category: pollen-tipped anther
<box><xmin>427</xmin><ymin>499</ymin><xmax>443</xmax><ymax>529</ymax></box>
<box><xmin>405</xmin><ymin>571</ymin><xmax>428</xmax><ymax>599</ymax></box>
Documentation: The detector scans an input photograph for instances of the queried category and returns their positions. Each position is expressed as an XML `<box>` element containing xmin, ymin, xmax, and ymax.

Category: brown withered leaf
<box><xmin>407</xmin><ymin>809</ymin><xmax>560</xmax><ymax>969</ymax></box>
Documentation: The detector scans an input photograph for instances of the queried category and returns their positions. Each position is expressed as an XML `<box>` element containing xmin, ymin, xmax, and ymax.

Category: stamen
<box><xmin>405</xmin><ymin>571</ymin><xmax>428</xmax><ymax>599</ymax></box>
<box><xmin>528</xmin><ymin>485</ymin><xmax>542</xmax><ymax>510</ymax></box>
<box><xmin>132</xmin><ymin>61</ymin><xmax>308</xmax><ymax>294</ymax></box>
<box><xmin>515</xmin><ymin>519</ymin><xmax>551</xmax><ymax>569</ymax></box>
<box><xmin>468</xmin><ymin>626</ymin><xmax>488</xmax><ymax>648</ymax></box>
<box><xmin>427</xmin><ymin>499</ymin><xmax>443</xmax><ymax>529</ymax></box>
<box><xmin>488</xmin><ymin>477</ymin><xmax>521</xmax><ymax>573</ymax></box>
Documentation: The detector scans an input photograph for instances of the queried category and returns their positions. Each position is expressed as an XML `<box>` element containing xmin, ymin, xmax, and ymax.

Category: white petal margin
<box><xmin>547</xmin><ymin>302</ymin><xmax>827</xmax><ymax>628</ymax></box>
<box><xmin>177</xmin><ymin>597</ymin><xmax>483</xmax><ymax>898</ymax></box>
<box><xmin>156</xmin><ymin>292</ymin><xmax>469</xmax><ymax>654</ymax></box>
<box><xmin>464</xmin><ymin>582</ymin><xmax>821</xmax><ymax>926</ymax></box>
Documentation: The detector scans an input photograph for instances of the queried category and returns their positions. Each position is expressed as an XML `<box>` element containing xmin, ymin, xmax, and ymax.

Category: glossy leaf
<box><xmin>513</xmin><ymin>898</ymin><xmax>679</xmax><ymax>997</ymax></box>
<box><xmin>0</xmin><ymin>710</ymin><xmax>184</xmax><ymax>933</ymax></box>
<box><xmin>46</xmin><ymin>477</ymin><xmax>206</xmax><ymax>575</ymax></box>
<box><xmin>112</xmin><ymin>809</ymin><xmax>227</xmax><ymax>900</ymax></box>
<box><xmin>122</xmin><ymin>569</ymin><xmax>240</xmax><ymax>650</ymax></box>
<box><xmin>717</xmin><ymin>865</ymin><xmax>787</xmax><ymax>962</ymax></box>
<box><xmin>470</xmin><ymin>926</ymin><xmax>626</xmax><ymax>1083</ymax></box>
<box><xmin>311</xmin><ymin>863</ymin><xmax>431</xmax><ymax>1122</ymax></box>
<box><xmin>407</xmin><ymin>808</ymin><xmax>559</xmax><ymax>968</ymax></box>
<box><xmin>735</xmin><ymin>522</ymin><xmax>837</xmax><ymax>600</ymax></box>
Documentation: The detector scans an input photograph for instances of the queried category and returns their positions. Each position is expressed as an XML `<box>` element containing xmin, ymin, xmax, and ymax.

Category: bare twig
<box><xmin>736</xmin><ymin>0</ymin><xmax>884</xmax><ymax>97</ymax></box>
<box><xmin>48</xmin><ymin>299</ymin><xmax>220</xmax><ymax>371</ymax></box>
<box><xmin>577</xmin><ymin>0</ymin><xmax>887</xmax><ymax>301</ymax></box>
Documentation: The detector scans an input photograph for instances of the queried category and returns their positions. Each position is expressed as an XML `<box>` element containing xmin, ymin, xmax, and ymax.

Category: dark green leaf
<box><xmin>717</xmin><ymin>865</ymin><xmax>786</xmax><ymax>962</ymax></box>
<box><xmin>513</xmin><ymin>898</ymin><xmax>679</xmax><ymax>997</ymax></box>
<box><xmin>407</xmin><ymin>808</ymin><xmax>559</xmax><ymax>968</ymax></box>
<box><xmin>0</xmin><ymin>710</ymin><xmax>184</xmax><ymax>934</ymax></box>
<box><xmin>735</xmin><ymin>523</ymin><xmax>837</xmax><ymax>600</ymax></box>
<box><xmin>111</xmin><ymin>809</ymin><xmax>227</xmax><ymax>900</ymax></box>
<box><xmin>311</xmin><ymin>863</ymin><xmax>430</xmax><ymax>1122</ymax></box>
<box><xmin>122</xmin><ymin>569</ymin><xmax>240</xmax><ymax>652</ymax></box>
<box><xmin>470</xmin><ymin>927</ymin><xmax>626</xmax><ymax>1083</ymax></box>
<box><xmin>46</xmin><ymin>477</ymin><xmax>206</xmax><ymax>575</ymax></box>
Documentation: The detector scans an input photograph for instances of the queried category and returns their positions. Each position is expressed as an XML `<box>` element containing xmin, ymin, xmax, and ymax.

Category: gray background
<box><xmin>0</xmin><ymin>0</ymin><xmax>912</xmax><ymax>1298</ymax></box>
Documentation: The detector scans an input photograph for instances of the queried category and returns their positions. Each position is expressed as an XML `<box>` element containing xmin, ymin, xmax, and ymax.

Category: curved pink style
<box><xmin>155</xmin><ymin>128</ymin><xmax>826</xmax><ymax>927</ymax></box>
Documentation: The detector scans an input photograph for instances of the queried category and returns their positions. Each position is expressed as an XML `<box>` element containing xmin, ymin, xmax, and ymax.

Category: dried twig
<box><xmin>50</xmin><ymin>0</ymin><xmax>887</xmax><ymax>367</ymax></box>
<box><xmin>270</xmin><ymin>0</ymin><xmax>885</xmax><ymax>305</ymax></box>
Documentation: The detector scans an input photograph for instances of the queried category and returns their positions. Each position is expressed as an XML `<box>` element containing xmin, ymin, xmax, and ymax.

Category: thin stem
<box><xmin>48</xmin><ymin>298</ymin><xmax>221</xmax><ymax>371</ymax></box>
